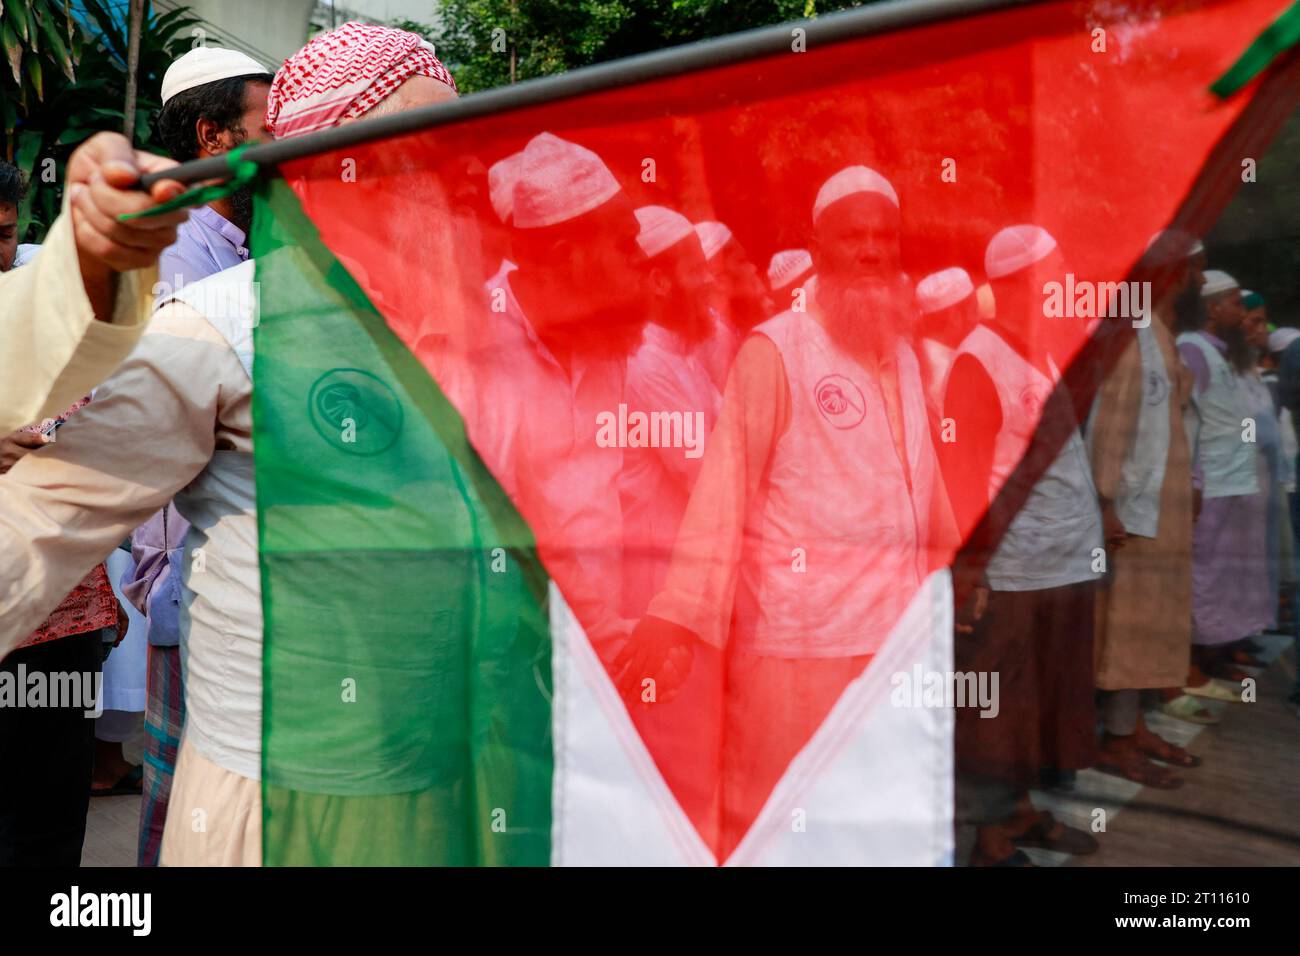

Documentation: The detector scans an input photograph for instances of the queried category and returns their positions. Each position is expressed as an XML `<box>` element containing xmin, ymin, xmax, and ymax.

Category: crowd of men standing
<box><xmin>0</xmin><ymin>21</ymin><xmax>1295</xmax><ymax>868</ymax></box>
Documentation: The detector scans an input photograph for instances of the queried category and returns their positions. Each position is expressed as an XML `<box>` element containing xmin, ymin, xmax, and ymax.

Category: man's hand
<box><xmin>66</xmin><ymin>133</ymin><xmax>188</xmax><ymax>319</ymax></box>
<box><xmin>955</xmin><ymin>585</ymin><xmax>989</xmax><ymax>635</ymax></box>
<box><xmin>612</xmin><ymin>615</ymin><xmax>697</xmax><ymax>707</ymax></box>
<box><xmin>0</xmin><ymin>430</ymin><xmax>47</xmax><ymax>475</ymax></box>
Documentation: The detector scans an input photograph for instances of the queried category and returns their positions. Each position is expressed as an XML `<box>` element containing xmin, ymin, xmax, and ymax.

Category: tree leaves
<box><xmin>422</xmin><ymin>0</ymin><xmax>866</xmax><ymax>93</ymax></box>
<box><xmin>3</xmin><ymin>0</ymin><xmax>198</xmax><ymax>241</ymax></box>
<box><xmin>2</xmin><ymin>20</ymin><xmax>21</xmax><ymax>85</ymax></box>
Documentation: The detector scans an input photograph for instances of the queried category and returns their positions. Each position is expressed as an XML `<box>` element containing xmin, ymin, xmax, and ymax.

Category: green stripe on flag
<box><xmin>1211</xmin><ymin>0</ymin><xmax>1300</xmax><ymax>97</ymax></box>
<box><xmin>250</xmin><ymin>178</ymin><xmax>553</xmax><ymax>866</ymax></box>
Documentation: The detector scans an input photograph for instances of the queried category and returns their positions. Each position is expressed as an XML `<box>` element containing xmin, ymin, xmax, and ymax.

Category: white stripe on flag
<box><xmin>551</xmin><ymin>570</ymin><xmax>955</xmax><ymax>866</ymax></box>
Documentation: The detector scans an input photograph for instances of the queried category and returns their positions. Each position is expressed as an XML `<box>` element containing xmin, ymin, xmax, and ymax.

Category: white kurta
<box><xmin>953</xmin><ymin>323</ymin><xmax>1103</xmax><ymax>592</ymax></box>
<box><xmin>446</xmin><ymin>264</ymin><xmax>631</xmax><ymax>644</ymax></box>
<box><xmin>620</xmin><ymin>323</ymin><xmax>721</xmax><ymax>617</ymax></box>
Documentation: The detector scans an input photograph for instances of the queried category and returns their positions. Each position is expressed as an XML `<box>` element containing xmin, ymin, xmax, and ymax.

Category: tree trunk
<box><xmin>123</xmin><ymin>0</ymin><xmax>145</xmax><ymax>143</ymax></box>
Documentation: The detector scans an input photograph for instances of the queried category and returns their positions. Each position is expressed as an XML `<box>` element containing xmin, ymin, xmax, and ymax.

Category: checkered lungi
<box><xmin>137</xmin><ymin>644</ymin><xmax>184</xmax><ymax>867</ymax></box>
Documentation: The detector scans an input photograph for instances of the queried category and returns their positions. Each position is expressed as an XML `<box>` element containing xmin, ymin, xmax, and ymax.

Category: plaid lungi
<box><xmin>138</xmin><ymin>644</ymin><xmax>184</xmax><ymax>867</ymax></box>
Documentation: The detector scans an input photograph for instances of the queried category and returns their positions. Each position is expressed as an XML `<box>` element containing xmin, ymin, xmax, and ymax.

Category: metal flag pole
<box><xmin>138</xmin><ymin>0</ymin><xmax>1029</xmax><ymax>190</ymax></box>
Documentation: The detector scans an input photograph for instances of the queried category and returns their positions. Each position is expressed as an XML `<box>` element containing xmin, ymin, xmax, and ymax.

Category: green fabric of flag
<box><xmin>250</xmin><ymin>178</ymin><xmax>553</xmax><ymax>866</ymax></box>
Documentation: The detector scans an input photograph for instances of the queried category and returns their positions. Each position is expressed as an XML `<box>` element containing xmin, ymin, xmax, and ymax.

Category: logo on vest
<box><xmin>814</xmin><ymin>374</ymin><xmax>866</xmax><ymax>429</ymax></box>
<box><xmin>1018</xmin><ymin>383</ymin><xmax>1050</xmax><ymax>420</ymax></box>
<box><xmin>308</xmin><ymin>368</ymin><xmax>404</xmax><ymax>455</ymax></box>
<box><xmin>1144</xmin><ymin>369</ymin><xmax>1169</xmax><ymax>406</ymax></box>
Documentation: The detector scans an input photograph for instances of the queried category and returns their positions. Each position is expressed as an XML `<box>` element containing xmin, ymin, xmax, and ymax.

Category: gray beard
<box><xmin>817</xmin><ymin>272</ymin><xmax>916</xmax><ymax>359</ymax></box>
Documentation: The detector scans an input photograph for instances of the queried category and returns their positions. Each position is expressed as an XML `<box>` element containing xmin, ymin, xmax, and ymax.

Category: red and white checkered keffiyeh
<box><xmin>266</xmin><ymin>22</ymin><xmax>457</xmax><ymax>139</ymax></box>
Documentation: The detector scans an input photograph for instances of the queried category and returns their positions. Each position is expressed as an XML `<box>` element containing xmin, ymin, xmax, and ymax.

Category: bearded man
<box><xmin>621</xmin><ymin>207</ymin><xmax>722</xmax><ymax>618</ymax></box>
<box><xmin>155</xmin><ymin>47</ymin><xmax>274</xmax><ymax>289</ymax></box>
<box><xmin>940</xmin><ymin>225</ymin><xmax>1104</xmax><ymax>867</ymax></box>
<box><xmin>1177</xmin><ymin>271</ymin><xmax>1271</xmax><ymax>688</ymax></box>
<box><xmin>616</xmin><ymin>166</ymin><xmax>957</xmax><ymax>859</ymax></box>
<box><xmin>693</xmin><ymin>219</ymin><xmax>773</xmax><ymax>391</ymax></box>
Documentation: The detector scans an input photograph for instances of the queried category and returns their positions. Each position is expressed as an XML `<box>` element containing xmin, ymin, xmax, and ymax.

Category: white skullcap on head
<box><xmin>1200</xmin><ymin>269</ymin><xmax>1239</xmax><ymax>298</ymax></box>
<box><xmin>984</xmin><ymin>225</ymin><xmax>1058</xmax><ymax>279</ymax></box>
<box><xmin>512</xmin><ymin>132</ymin><xmax>621</xmax><ymax>230</ymax></box>
<box><xmin>162</xmin><ymin>47</ymin><xmax>269</xmax><ymax>105</ymax></box>
<box><xmin>488</xmin><ymin>151</ymin><xmax>524</xmax><ymax>224</ymax></box>
<box><xmin>694</xmin><ymin>221</ymin><xmax>732</xmax><ymax>261</ymax></box>
<box><xmin>635</xmin><ymin>205</ymin><xmax>695</xmax><ymax>259</ymax></box>
<box><xmin>768</xmin><ymin>248</ymin><xmax>813</xmax><ymax>291</ymax></box>
<box><xmin>812</xmin><ymin>166</ymin><xmax>899</xmax><ymax>224</ymax></box>
<box><xmin>916</xmin><ymin>267</ymin><xmax>975</xmax><ymax>315</ymax></box>
<box><xmin>1269</xmin><ymin>328</ymin><xmax>1300</xmax><ymax>354</ymax></box>
<box><xmin>1145</xmin><ymin>229</ymin><xmax>1204</xmax><ymax>261</ymax></box>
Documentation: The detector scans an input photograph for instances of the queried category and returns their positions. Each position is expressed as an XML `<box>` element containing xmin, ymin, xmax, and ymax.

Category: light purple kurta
<box><xmin>1181</xmin><ymin>335</ymin><xmax>1273</xmax><ymax>645</ymax></box>
<box><xmin>156</xmin><ymin>206</ymin><xmax>248</xmax><ymax>293</ymax></box>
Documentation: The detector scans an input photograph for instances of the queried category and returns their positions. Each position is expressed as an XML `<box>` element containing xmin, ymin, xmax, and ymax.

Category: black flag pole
<box><xmin>137</xmin><ymin>0</ymin><xmax>1027</xmax><ymax>191</ymax></box>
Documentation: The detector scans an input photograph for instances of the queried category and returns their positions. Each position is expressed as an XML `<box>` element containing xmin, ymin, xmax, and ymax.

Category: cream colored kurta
<box><xmin>0</xmin><ymin>292</ymin><xmax>260</xmax><ymax>867</ymax></box>
<box><xmin>0</xmin><ymin>300</ymin><xmax>249</xmax><ymax>658</ymax></box>
<box><xmin>1089</xmin><ymin>318</ymin><xmax>1194</xmax><ymax>689</ymax></box>
<box><xmin>0</xmin><ymin>199</ymin><xmax>156</xmax><ymax>433</ymax></box>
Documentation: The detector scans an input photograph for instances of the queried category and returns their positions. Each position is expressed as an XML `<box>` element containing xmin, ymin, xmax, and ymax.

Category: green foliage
<box><xmin>1</xmin><ymin>0</ymin><xmax>202</xmax><ymax>242</ymax></box>
<box><xmin>420</xmin><ymin>0</ymin><xmax>866</xmax><ymax>94</ymax></box>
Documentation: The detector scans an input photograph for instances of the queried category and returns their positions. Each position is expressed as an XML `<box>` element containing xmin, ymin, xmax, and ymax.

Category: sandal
<box><xmin>1184</xmin><ymin>679</ymin><xmax>1244</xmax><ymax>703</ymax></box>
<box><xmin>1012</xmin><ymin>811</ymin><xmax>1099</xmax><ymax>856</ymax></box>
<box><xmin>1095</xmin><ymin>752</ymin><xmax>1184</xmax><ymax>789</ymax></box>
<box><xmin>1162</xmin><ymin>694</ymin><xmax>1221</xmax><ymax>725</ymax></box>
<box><xmin>1137</xmin><ymin>733</ymin><xmax>1202</xmax><ymax>768</ymax></box>
<box><xmin>91</xmin><ymin>765</ymin><xmax>143</xmax><ymax>798</ymax></box>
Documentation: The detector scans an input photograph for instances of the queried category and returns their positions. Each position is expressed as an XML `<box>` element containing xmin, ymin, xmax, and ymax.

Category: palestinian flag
<box><xmin>245</xmin><ymin>0</ymin><xmax>1299</xmax><ymax>865</ymax></box>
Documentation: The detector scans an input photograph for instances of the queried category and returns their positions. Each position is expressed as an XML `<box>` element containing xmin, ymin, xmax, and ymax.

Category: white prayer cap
<box><xmin>162</xmin><ymin>47</ymin><xmax>269</xmax><ymax>105</ymax></box>
<box><xmin>1200</xmin><ymin>269</ymin><xmax>1239</xmax><ymax>298</ymax></box>
<box><xmin>768</xmin><ymin>248</ymin><xmax>813</xmax><ymax>291</ymax></box>
<box><xmin>812</xmin><ymin>165</ymin><xmax>899</xmax><ymax>224</ymax></box>
<box><xmin>984</xmin><ymin>225</ymin><xmax>1058</xmax><ymax>280</ymax></box>
<box><xmin>635</xmin><ymin>205</ymin><xmax>695</xmax><ymax>259</ymax></box>
<box><xmin>1145</xmin><ymin>229</ymin><xmax>1204</xmax><ymax>262</ymax></box>
<box><xmin>512</xmin><ymin>132</ymin><xmax>621</xmax><ymax>230</ymax></box>
<box><xmin>916</xmin><ymin>267</ymin><xmax>975</xmax><ymax>315</ymax></box>
<box><xmin>488</xmin><ymin>151</ymin><xmax>524</xmax><ymax>224</ymax></box>
<box><xmin>1269</xmin><ymin>328</ymin><xmax>1300</xmax><ymax>354</ymax></box>
<box><xmin>694</xmin><ymin>221</ymin><xmax>733</xmax><ymax>261</ymax></box>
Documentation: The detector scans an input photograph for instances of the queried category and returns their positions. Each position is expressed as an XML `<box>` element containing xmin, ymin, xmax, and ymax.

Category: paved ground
<box><xmin>1003</xmin><ymin>632</ymin><xmax>1300</xmax><ymax>867</ymax></box>
<box><xmin>81</xmin><ymin>721</ymin><xmax>144</xmax><ymax>867</ymax></box>
<box><xmin>1065</xmin><ymin>635</ymin><xmax>1300</xmax><ymax>867</ymax></box>
<box><xmin>82</xmin><ymin>639</ymin><xmax>1299</xmax><ymax>867</ymax></box>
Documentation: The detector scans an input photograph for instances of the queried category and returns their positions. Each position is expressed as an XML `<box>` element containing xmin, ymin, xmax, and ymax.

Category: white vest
<box><xmin>1176</xmin><ymin>331</ymin><xmax>1258</xmax><ymax>499</ymax></box>
<box><xmin>164</xmin><ymin>261</ymin><xmax>263</xmax><ymax>779</ymax></box>
<box><xmin>920</xmin><ymin>338</ymin><xmax>956</xmax><ymax>416</ymax></box>
<box><xmin>955</xmin><ymin>324</ymin><xmax>1102</xmax><ymax>591</ymax></box>
<box><xmin>168</xmin><ymin>259</ymin><xmax>255</xmax><ymax>377</ymax></box>
<box><xmin>741</xmin><ymin>311</ymin><xmax>935</xmax><ymax>658</ymax></box>
<box><xmin>1087</xmin><ymin>319</ymin><xmax>1170</xmax><ymax>539</ymax></box>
